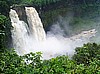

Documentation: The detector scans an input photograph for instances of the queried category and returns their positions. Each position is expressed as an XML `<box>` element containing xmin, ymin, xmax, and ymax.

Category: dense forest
<box><xmin>0</xmin><ymin>0</ymin><xmax>100</xmax><ymax>74</ymax></box>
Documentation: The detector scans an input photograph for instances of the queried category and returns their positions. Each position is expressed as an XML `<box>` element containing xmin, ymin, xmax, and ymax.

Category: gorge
<box><xmin>9</xmin><ymin>7</ymin><xmax>97</xmax><ymax>59</ymax></box>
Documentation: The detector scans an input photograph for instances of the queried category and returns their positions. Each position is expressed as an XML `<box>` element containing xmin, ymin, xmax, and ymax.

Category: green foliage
<box><xmin>38</xmin><ymin>56</ymin><xmax>76</xmax><ymax>74</ymax></box>
<box><xmin>0</xmin><ymin>0</ymin><xmax>100</xmax><ymax>74</ymax></box>
<box><xmin>18</xmin><ymin>0</ymin><xmax>100</xmax><ymax>7</ymax></box>
<box><xmin>0</xmin><ymin>15</ymin><xmax>7</xmax><ymax>48</ymax></box>
<box><xmin>0</xmin><ymin>48</ymin><xmax>24</xmax><ymax>74</ymax></box>
<box><xmin>20</xmin><ymin>0</ymin><xmax>33</xmax><ymax>5</ymax></box>
<box><xmin>0</xmin><ymin>14</ymin><xmax>11</xmax><ymax>48</ymax></box>
<box><xmin>0</xmin><ymin>1</ymin><xmax>10</xmax><ymax>16</ymax></box>
<box><xmin>0</xmin><ymin>43</ymin><xmax>100</xmax><ymax>74</ymax></box>
<box><xmin>73</xmin><ymin>43</ymin><xmax>100</xmax><ymax>65</ymax></box>
<box><xmin>0</xmin><ymin>48</ymin><xmax>42</xmax><ymax>74</ymax></box>
<box><xmin>0</xmin><ymin>15</ymin><xmax>7</xmax><ymax>32</ymax></box>
<box><xmin>0</xmin><ymin>0</ymin><xmax>12</xmax><ymax>48</ymax></box>
<box><xmin>18</xmin><ymin>0</ymin><xmax>61</xmax><ymax>6</ymax></box>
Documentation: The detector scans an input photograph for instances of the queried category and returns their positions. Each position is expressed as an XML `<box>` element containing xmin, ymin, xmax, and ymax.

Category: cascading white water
<box><xmin>9</xmin><ymin>9</ymin><xmax>29</xmax><ymax>55</ymax></box>
<box><xmin>25</xmin><ymin>7</ymin><xmax>46</xmax><ymax>41</ymax></box>
<box><xmin>9</xmin><ymin>7</ymin><xmax>46</xmax><ymax>55</ymax></box>
<box><xmin>9</xmin><ymin>7</ymin><xmax>97</xmax><ymax>59</ymax></box>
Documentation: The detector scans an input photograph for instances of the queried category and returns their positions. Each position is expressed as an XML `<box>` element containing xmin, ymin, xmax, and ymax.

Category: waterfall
<box><xmin>10</xmin><ymin>9</ymin><xmax>28</xmax><ymax>55</ymax></box>
<box><xmin>25</xmin><ymin>7</ymin><xmax>46</xmax><ymax>41</ymax></box>
<box><xmin>9</xmin><ymin>7</ymin><xmax>46</xmax><ymax>55</ymax></box>
<box><xmin>9</xmin><ymin>7</ymin><xmax>97</xmax><ymax>59</ymax></box>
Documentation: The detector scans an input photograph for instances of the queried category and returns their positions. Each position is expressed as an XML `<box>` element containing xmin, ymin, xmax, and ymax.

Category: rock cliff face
<box><xmin>13</xmin><ymin>6</ymin><xmax>28</xmax><ymax>24</ymax></box>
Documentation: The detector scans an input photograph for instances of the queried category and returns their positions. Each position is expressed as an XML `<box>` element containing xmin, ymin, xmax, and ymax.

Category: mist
<box><xmin>26</xmin><ymin>22</ymin><xmax>97</xmax><ymax>60</ymax></box>
<box><xmin>10</xmin><ymin>7</ymin><xmax>97</xmax><ymax>60</ymax></box>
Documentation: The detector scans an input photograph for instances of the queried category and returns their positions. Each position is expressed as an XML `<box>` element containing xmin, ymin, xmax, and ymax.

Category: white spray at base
<box><xmin>9</xmin><ymin>7</ymin><xmax>97</xmax><ymax>59</ymax></box>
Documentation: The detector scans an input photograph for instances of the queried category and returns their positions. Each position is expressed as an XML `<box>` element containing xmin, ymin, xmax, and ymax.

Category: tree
<box><xmin>0</xmin><ymin>14</ymin><xmax>7</xmax><ymax>48</ymax></box>
<box><xmin>73</xmin><ymin>43</ymin><xmax>100</xmax><ymax>65</ymax></box>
